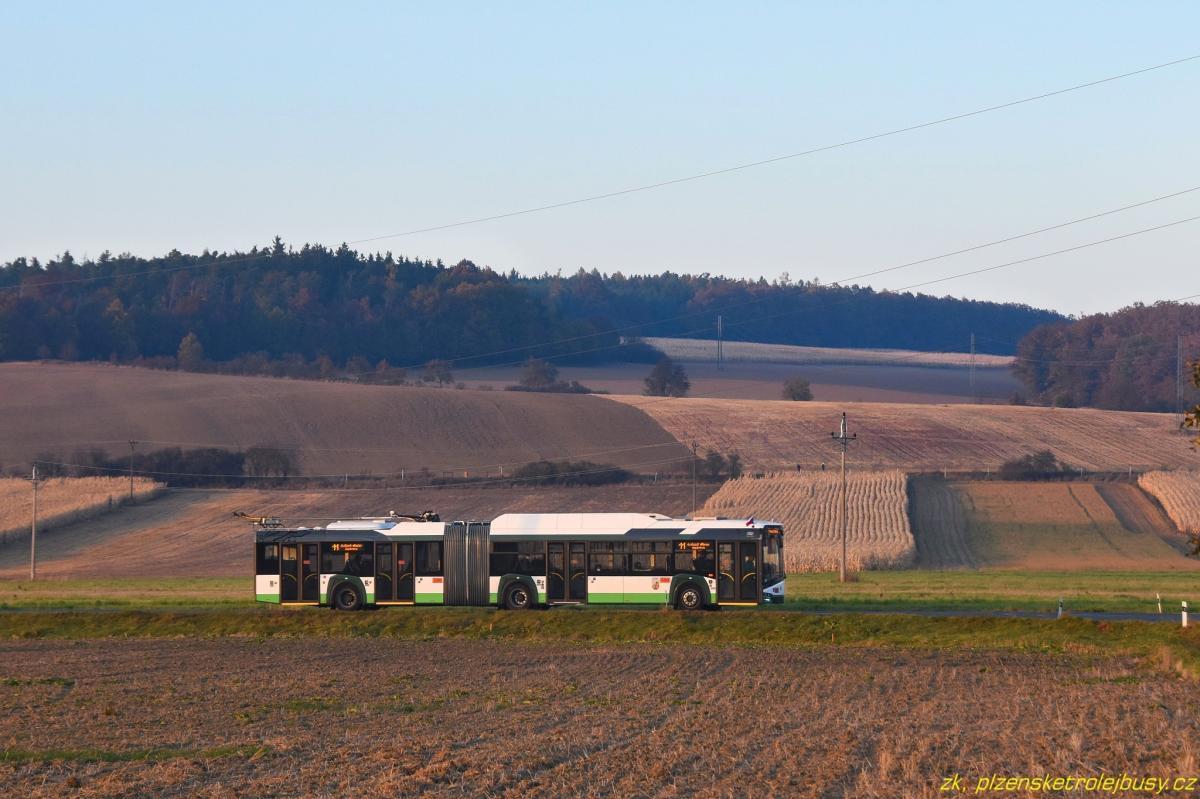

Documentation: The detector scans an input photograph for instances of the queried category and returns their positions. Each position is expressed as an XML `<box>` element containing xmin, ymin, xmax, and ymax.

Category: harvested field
<box><xmin>462</xmin><ymin>361</ymin><xmax>1021</xmax><ymax>403</ymax></box>
<box><xmin>908</xmin><ymin>477</ymin><xmax>976</xmax><ymax>569</ymax></box>
<box><xmin>1</xmin><ymin>637</ymin><xmax>1197</xmax><ymax>798</ymax></box>
<box><xmin>700</xmin><ymin>471</ymin><xmax>914</xmax><ymax>571</ymax></box>
<box><xmin>0</xmin><ymin>484</ymin><xmax>717</xmax><ymax>579</ymax></box>
<box><xmin>0</xmin><ymin>362</ymin><xmax>688</xmax><ymax>476</ymax></box>
<box><xmin>644</xmin><ymin>336</ymin><xmax>1014</xmax><ymax>367</ymax></box>
<box><xmin>613</xmin><ymin>396</ymin><xmax>1200</xmax><ymax>472</ymax></box>
<box><xmin>0</xmin><ymin>477</ymin><xmax>163</xmax><ymax>546</ymax></box>
<box><xmin>1139</xmin><ymin>471</ymin><xmax>1200</xmax><ymax>535</ymax></box>
<box><xmin>909</xmin><ymin>480</ymin><xmax>1198</xmax><ymax>571</ymax></box>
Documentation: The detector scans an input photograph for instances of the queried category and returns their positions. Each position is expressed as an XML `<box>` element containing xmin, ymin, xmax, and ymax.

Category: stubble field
<box><xmin>700</xmin><ymin>471</ymin><xmax>914</xmax><ymax>572</ymax></box>
<box><xmin>1140</xmin><ymin>471</ymin><xmax>1200</xmax><ymax>535</ymax></box>
<box><xmin>0</xmin><ymin>477</ymin><xmax>163</xmax><ymax>545</ymax></box>
<box><xmin>615</xmin><ymin>396</ymin><xmax>1200</xmax><ymax>472</ymax></box>
<box><xmin>0</xmin><ymin>484</ymin><xmax>717</xmax><ymax>580</ymax></box>
<box><xmin>2</xmin><ymin>636</ymin><xmax>1197</xmax><ymax>798</ymax></box>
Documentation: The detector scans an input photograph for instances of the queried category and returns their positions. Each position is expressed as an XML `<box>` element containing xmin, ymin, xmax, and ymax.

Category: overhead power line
<box><xmin>4</xmin><ymin>53</ymin><xmax>1198</xmax><ymax>293</ymax></box>
<box><xmin>349</xmin><ymin>53</ymin><xmax>1200</xmax><ymax>244</ymax></box>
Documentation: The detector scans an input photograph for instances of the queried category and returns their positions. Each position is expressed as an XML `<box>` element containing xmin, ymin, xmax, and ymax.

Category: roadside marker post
<box><xmin>1057</xmin><ymin>597</ymin><xmax>1063</xmax><ymax>620</ymax></box>
<box><xmin>1184</xmin><ymin>601</ymin><xmax>1190</xmax><ymax>629</ymax></box>
<box><xmin>1157</xmin><ymin>593</ymin><xmax>1163</xmax><ymax>615</ymax></box>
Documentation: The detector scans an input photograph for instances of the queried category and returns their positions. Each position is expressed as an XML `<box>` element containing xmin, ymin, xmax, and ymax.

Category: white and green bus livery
<box><xmin>254</xmin><ymin>512</ymin><xmax>785</xmax><ymax>611</ymax></box>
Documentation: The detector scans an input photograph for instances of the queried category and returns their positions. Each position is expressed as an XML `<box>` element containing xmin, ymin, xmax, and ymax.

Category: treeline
<box><xmin>0</xmin><ymin>240</ymin><xmax>1061</xmax><ymax>371</ymax></box>
<box><xmin>33</xmin><ymin>445</ymin><xmax>298</xmax><ymax>487</ymax></box>
<box><xmin>1012</xmin><ymin>302</ymin><xmax>1200</xmax><ymax>411</ymax></box>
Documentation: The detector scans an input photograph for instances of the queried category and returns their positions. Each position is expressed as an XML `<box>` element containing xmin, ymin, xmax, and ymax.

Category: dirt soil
<box><xmin>0</xmin><ymin>362</ymin><xmax>688</xmax><ymax>476</ymax></box>
<box><xmin>614</xmin><ymin>395</ymin><xmax>1200</xmax><ymax>472</ymax></box>
<box><xmin>2</xmin><ymin>638</ymin><xmax>1197</xmax><ymax>798</ymax></box>
<box><xmin>0</xmin><ymin>485</ymin><xmax>717</xmax><ymax>579</ymax></box>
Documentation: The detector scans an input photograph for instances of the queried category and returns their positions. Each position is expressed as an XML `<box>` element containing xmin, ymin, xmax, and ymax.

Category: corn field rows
<box><xmin>700</xmin><ymin>470</ymin><xmax>914</xmax><ymax>572</ymax></box>
<box><xmin>0</xmin><ymin>477</ymin><xmax>165</xmax><ymax>545</ymax></box>
<box><xmin>1138</xmin><ymin>471</ymin><xmax>1200</xmax><ymax>534</ymax></box>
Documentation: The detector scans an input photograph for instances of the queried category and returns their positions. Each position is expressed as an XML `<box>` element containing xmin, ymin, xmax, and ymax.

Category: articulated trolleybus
<box><xmin>254</xmin><ymin>512</ymin><xmax>785</xmax><ymax>610</ymax></box>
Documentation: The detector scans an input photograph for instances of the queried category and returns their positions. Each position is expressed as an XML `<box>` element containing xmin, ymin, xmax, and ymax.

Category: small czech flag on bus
<box><xmin>745</xmin><ymin>517</ymin><xmax>755</xmax><ymax>526</ymax></box>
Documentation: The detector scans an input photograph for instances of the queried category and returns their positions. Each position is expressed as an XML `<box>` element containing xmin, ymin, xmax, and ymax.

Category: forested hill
<box><xmin>0</xmin><ymin>240</ymin><xmax>1062</xmax><ymax>369</ymax></box>
<box><xmin>1013</xmin><ymin>303</ymin><xmax>1200</xmax><ymax>412</ymax></box>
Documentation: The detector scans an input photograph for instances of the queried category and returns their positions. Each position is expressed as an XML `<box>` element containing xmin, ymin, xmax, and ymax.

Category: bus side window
<box><xmin>416</xmin><ymin>542</ymin><xmax>443</xmax><ymax>575</ymax></box>
<box><xmin>256</xmin><ymin>544</ymin><xmax>280</xmax><ymax>575</ymax></box>
<box><xmin>490</xmin><ymin>542</ymin><xmax>518</xmax><ymax>575</ymax></box>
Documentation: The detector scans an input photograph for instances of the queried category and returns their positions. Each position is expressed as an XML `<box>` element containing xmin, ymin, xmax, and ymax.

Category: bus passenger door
<box><xmin>717</xmin><ymin>543</ymin><xmax>737</xmax><ymax>602</ymax></box>
<box><xmin>375</xmin><ymin>543</ymin><xmax>394</xmax><ymax>602</ymax></box>
<box><xmin>301</xmin><ymin>544</ymin><xmax>319</xmax><ymax>601</ymax></box>
<box><xmin>738</xmin><ymin>541</ymin><xmax>758</xmax><ymax>601</ymax></box>
<box><xmin>568</xmin><ymin>542</ymin><xmax>587</xmax><ymax>602</ymax></box>
<box><xmin>396</xmin><ymin>543</ymin><xmax>414</xmax><ymax>602</ymax></box>
<box><xmin>548</xmin><ymin>543</ymin><xmax>565</xmax><ymax>601</ymax></box>
<box><xmin>281</xmin><ymin>544</ymin><xmax>299</xmax><ymax>602</ymax></box>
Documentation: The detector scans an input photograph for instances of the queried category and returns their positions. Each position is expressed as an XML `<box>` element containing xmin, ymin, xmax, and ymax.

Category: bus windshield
<box><xmin>761</xmin><ymin>528</ymin><xmax>785</xmax><ymax>585</ymax></box>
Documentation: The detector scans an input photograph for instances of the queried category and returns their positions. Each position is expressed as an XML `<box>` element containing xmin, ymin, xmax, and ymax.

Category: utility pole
<box><xmin>716</xmin><ymin>315</ymin><xmax>724</xmax><ymax>371</ymax></box>
<box><xmin>969</xmin><ymin>332</ymin><xmax>976</xmax><ymax>401</ymax></box>
<box><xmin>691</xmin><ymin>441</ymin><xmax>699</xmax><ymax>518</ymax></box>
<box><xmin>28</xmin><ymin>465</ymin><xmax>40</xmax><ymax>581</ymax></box>
<box><xmin>1177</xmin><ymin>334</ymin><xmax>1184</xmax><ymax>422</ymax></box>
<box><xmin>127</xmin><ymin>440</ymin><xmax>137</xmax><ymax>499</ymax></box>
<box><xmin>830</xmin><ymin>413</ymin><xmax>856</xmax><ymax>583</ymax></box>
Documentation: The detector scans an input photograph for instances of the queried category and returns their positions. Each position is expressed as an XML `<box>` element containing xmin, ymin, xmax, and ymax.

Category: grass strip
<box><xmin>2</xmin><ymin>606</ymin><xmax>1198</xmax><ymax>678</ymax></box>
<box><xmin>0</xmin><ymin>744</ymin><xmax>269</xmax><ymax>764</ymax></box>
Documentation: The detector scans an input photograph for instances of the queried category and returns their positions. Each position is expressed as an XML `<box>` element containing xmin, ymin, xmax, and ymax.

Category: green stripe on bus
<box><xmin>256</xmin><ymin>594</ymin><xmax>281</xmax><ymax>603</ymax></box>
<box><xmin>489</xmin><ymin>592</ymin><xmax>498</xmax><ymax>604</ymax></box>
<box><xmin>623</xmin><ymin>593</ymin><xmax>670</xmax><ymax>604</ymax></box>
<box><xmin>414</xmin><ymin>593</ymin><xmax>444</xmax><ymax>604</ymax></box>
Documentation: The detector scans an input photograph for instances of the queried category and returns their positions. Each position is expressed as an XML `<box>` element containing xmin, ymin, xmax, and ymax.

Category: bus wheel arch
<box><xmin>670</xmin><ymin>577</ymin><xmax>708</xmax><ymax>611</ymax></box>
<box><xmin>330</xmin><ymin>578</ymin><xmax>364</xmax><ymax>611</ymax></box>
<box><xmin>497</xmin><ymin>575</ymin><xmax>538</xmax><ymax>610</ymax></box>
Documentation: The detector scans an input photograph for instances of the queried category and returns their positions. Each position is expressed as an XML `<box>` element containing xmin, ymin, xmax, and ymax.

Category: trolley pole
<box><xmin>29</xmin><ymin>465</ymin><xmax>40</xmax><ymax>581</ymax></box>
<box><xmin>127</xmin><ymin>439</ymin><xmax>137</xmax><ymax>499</ymax></box>
<box><xmin>830</xmin><ymin>413</ymin><xmax>856</xmax><ymax>583</ymax></box>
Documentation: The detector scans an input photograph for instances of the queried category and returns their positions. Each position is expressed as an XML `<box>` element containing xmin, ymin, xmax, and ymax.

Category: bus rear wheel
<box><xmin>504</xmin><ymin>583</ymin><xmax>534</xmax><ymax>610</ymax></box>
<box><xmin>675</xmin><ymin>584</ymin><xmax>703</xmax><ymax>611</ymax></box>
<box><xmin>332</xmin><ymin>584</ymin><xmax>363</xmax><ymax>611</ymax></box>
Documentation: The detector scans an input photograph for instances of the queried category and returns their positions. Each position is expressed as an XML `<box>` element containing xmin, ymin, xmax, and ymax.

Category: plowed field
<box><xmin>613</xmin><ymin>396</ymin><xmax>1200</xmax><ymax>472</ymax></box>
<box><xmin>2</xmin><ymin>638</ymin><xmax>1196</xmax><ymax>798</ymax></box>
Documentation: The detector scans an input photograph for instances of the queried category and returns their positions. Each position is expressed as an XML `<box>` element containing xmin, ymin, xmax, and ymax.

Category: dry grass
<box><xmin>0</xmin><ymin>477</ymin><xmax>163</xmax><ymax>545</ymax></box>
<box><xmin>700</xmin><ymin>470</ymin><xmax>914</xmax><ymax>572</ymax></box>
<box><xmin>1</xmin><ymin>637</ymin><xmax>1195</xmax><ymax>798</ymax></box>
<box><xmin>0</xmin><ymin>362</ymin><xmax>688</xmax><ymax>476</ymax></box>
<box><xmin>1139</xmin><ymin>471</ymin><xmax>1200</xmax><ymax>534</ymax></box>
<box><xmin>911</xmin><ymin>480</ymin><xmax>1197</xmax><ymax>571</ymax></box>
<box><xmin>645</xmin><ymin>336</ymin><xmax>1014</xmax><ymax>368</ymax></box>
<box><xmin>614</xmin><ymin>396</ymin><xmax>1200</xmax><ymax>472</ymax></box>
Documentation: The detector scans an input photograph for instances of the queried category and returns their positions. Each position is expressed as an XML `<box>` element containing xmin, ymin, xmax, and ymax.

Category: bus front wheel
<box><xmin>504</xmin><ymin>583</ymin><xmax>534</xmax><ymax>610</ymax></box>
<box><xmin>674</xmin><ymin>584</ymin><xmax>704</xmax><ymax>611</ymax></box>
<box><xmin>332</xmin><ymin>584</ymin><xmax>363</xmax><ymax>611</ymax></box>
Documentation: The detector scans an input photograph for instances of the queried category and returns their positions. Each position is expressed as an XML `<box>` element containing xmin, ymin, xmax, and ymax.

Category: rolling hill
<box><xmin>612</xmin><ymin>396</ymin><xmax>1200</xmax><ymax>472</ymax></box>
<box><xmin>0</xmin><ymin>362</ymin><xmax>689</xmax><ymax>477</ymax></box>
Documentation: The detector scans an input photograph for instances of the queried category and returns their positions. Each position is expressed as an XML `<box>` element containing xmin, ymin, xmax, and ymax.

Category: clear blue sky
<box><xmin>2</xmin><ymin>2</ymin><xmax>1197</xmax><ymax>316</ymax></box>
